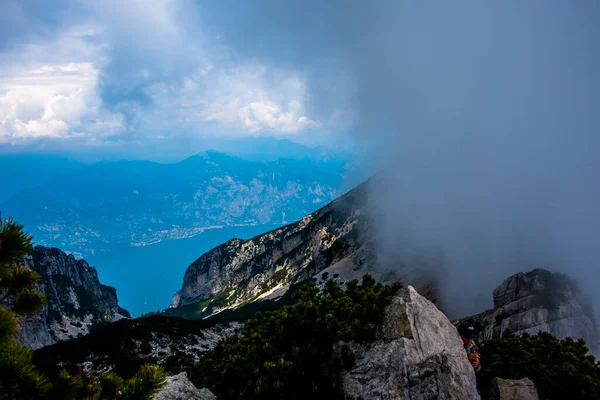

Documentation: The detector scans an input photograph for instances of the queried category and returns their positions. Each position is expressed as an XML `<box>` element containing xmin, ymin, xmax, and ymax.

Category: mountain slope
<box><xmin>32</xmin><ymin>315</ymin><xmax>237</xmax><ymax>379</ymax></box>
<box><xmin>2</xmin><ymin>151</ymin><xmax>352</xmax><ymax>256</ymax></box>
<box><xmin>0</xmin><ymin>154</ymin><xmax>84</xmax><ymax>202</ymax></box>
<box><xmin>166</xmin><ymin>181</ymin><xmax>401</xmax><ymax>319</ymax></box>
<box><xmin>15</xmin><ymin>246</ymin><xmax>130</xmax><ymax>350</ymax></box>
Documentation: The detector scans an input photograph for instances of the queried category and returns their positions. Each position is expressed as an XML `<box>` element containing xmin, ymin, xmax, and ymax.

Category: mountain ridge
<box><xmin>2</xmin><ymin>150</ymin><xmax>354</xmax><ymax>257</ymax></box>
<box><xmin>166</xmin><ymin>180</ymin><xmax>393</xmax><ymax>319</ymax></box>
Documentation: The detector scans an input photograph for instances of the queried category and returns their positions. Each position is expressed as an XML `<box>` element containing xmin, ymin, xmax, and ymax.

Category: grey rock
<box><xmin>153</xmin><ymin>372</ymin><xmax>216</xmax><ymax>400</ymax></box>
<box><xmin>14</xmin><ymin>246</ymin><xmax>130</xmax><ymax>349</ymax></box>
<box><xmin>489</xmin><ymin>378</ymin><xmax>539</xmax><ymax>400</ymax></box>
<box><xmin>340</xmin><ymin>286</ymin><xmax>480</xmax><ymax>400</ymax></box>
<box><xmin>461</xmin><ymin>269</ymin><xmax>600</xmax><ymax>358</ymax></box>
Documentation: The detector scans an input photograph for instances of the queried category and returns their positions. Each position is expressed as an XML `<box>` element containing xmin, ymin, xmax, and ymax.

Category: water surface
<box><xmin>87</xmin><ymin>225</ymin><xmax>281</xmax><ymax>317</ymax></box>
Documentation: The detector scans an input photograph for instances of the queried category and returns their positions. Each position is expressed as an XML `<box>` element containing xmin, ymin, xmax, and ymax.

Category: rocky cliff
<box><xmin>339</xmin><ymin>285</ymin><xmax>480</xmax><ymax>399</ymax></box>
<box><xmin>460</xmin><ymin>269</ymin><xmax>600</xmax><ymax>358</ymax></box>
<box><xmin>168</xmin><ymin>181</ymin><xmax>396</xmax><ymax>319</ymax></box>
<box><xmin>15</xmin><ymin>246</ymin><xmax>130</xmax><ymax>349</ymax></box>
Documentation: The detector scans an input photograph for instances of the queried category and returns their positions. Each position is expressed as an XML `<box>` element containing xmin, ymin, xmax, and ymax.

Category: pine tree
<box><xmin>0</xmin><ymin>217</ymin><xmax>167</xmax><ymax>399</ymax></box>
<box><xmin>0</xmin><ymin>217</ymin><xmax>51</xmax><ymax>399</ymax></box>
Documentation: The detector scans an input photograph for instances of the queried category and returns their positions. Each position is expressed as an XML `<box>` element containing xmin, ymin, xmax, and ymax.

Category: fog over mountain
<box><xmin>200</xmin><ymin>1</ymin><xmax>600</xmax><ymax>318</ymax></box>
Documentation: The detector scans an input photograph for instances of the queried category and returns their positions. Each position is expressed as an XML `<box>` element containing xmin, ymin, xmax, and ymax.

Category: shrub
<box><xmin>478</xmin><ymin>331</ymin><xmax>600</xmax><ymax>399</ymax></box>
<box><xmin>0</xmin><ymin>217</ymin><xmax>166</xmax><ymax>399</ymax></box>
<box><xmin>190</xmin><ymin>274</ymin><xmax>402</xmax><ymax>399</ymax></box>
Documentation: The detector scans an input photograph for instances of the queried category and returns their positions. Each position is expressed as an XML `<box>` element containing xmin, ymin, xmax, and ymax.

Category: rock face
<box><xmin>489</xmin><ymin>378</ymin><xmax>539</xmax><ymax>400</ymax></box>
<box><xmin>15</xmin><ymin>246</ymin><xmax>130</xmax><ymax>349</ymax></box>
<box><xmin>462</xmin><ymin>269</ymin><xmax>600</xmax><ymax>358</ymax></box>
<box><xmin>340</xmin><ymin>286</ymin><xmax>480</xmax><ymax>400</ymax></box>
<box><xmin>168</xmin><ymin>181</ymin><xmax>394</xmax><ymax>319</ymax></box>
<box><xmin>153</xmin><ymin>372</ymin><xmax>216</xmax><ymax>400</ymax></box>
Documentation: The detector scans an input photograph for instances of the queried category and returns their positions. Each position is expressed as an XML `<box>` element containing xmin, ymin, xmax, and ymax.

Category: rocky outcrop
<box><xmin>168</xmin><ymin>181</ymin><xmax>393</xmax><ymax>319</ymax></box>
<box><xmin>15</xmin><ymin>246</ymin><xmax>130</xmax><ymax>349</ymax></box>
<box><xmin>489</xmin><ymin>378</ymin><xmax>539</xmax><ymax>400</ymax></box>
<box><xmin>153</xmin><ymin>372</ymin><xmax>216</xmax><ymax>400</ymax></box>
<box><xmin>339</xmin><ymin>286</ymin><xmax>480</xmax><ymax>400</ymax></box>
<box><xmin>461</xmin><ymin>269</ymin><xmax>600</xmax><ymax>358</ymax></box>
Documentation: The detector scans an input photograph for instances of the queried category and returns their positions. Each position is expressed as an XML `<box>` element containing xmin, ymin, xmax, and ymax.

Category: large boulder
<box><xmin>489</xmin><ymin>378</ymin><xmax>539</xmax><ymax>400</ymax></box>
<box><xmin>339</xmin><ymin>286</ymin><xmax>480</xmax><ymax>400</ymax></box>
<box><xmin>153</xmin><ymin>372</ymin><xmax>216</xmax><ymax>400</ymax></box>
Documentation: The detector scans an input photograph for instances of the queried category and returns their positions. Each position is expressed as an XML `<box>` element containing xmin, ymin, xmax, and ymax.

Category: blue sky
<box><xmin>0</xmin><ymin>1</ymin><xmax>598</xmax><ymax>164</ymax></box>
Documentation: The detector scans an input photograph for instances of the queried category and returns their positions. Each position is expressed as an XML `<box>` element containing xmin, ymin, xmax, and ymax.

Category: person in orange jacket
<box><xmin>458</xmin><ymin>321</ymin><xmax>481</xmax><ymax>372</ymax></box>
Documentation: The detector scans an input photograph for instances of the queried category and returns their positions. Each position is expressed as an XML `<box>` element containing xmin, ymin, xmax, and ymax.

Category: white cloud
<box><xmin>162</xmin><ymin>63</ymin><xmax>323</xmax><ymax>135</ymax></box>
<box><xmin>0</xmin><ymin>26</ymin><xmax>124</xmax><ymax>144</ymax></box>
<box><xmin>0</xmin><ymin>2</ymin><xmax>337</xmax><ymax>148</ymax></box>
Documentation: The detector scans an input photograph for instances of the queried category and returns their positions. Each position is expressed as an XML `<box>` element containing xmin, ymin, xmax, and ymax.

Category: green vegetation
<box><xmin>190</xmin><ymin>274</ymin><xmax>402</xmax><ymax>399</ymax></box>
<box><xmin>478</xmin><ymin>332</ymin><xmax>600</xmax><ymax>400</ymax></box>
<box><xmin>0</xmin><ymin>217</ymin><xmax>166</xmax><ymax>399</ymax></box>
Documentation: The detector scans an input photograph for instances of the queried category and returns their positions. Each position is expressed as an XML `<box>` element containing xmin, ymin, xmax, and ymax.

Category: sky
<box><xmin>0</xmin><ymin>0</ymin><xmax>356</xmax><ymax>160</ymax></box>
<box><xmin>1</xmin><ymin>1</ymin><xmax>600</xmax><ymax>317</ymax></box>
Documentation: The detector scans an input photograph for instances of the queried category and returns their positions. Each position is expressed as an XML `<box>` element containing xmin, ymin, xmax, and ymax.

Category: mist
<box><xmin>356</xmin><ymin>2</ymin><xmax>600</xmax><ymax>318</ymax></box>
<box><xmin>352</xmin><ymin>3</ymin><xmax>600</xmax><ymax>317</ymax></box>
<box><xmin>201</xmin><ymin>1</ymin><xmax>600</xmax><ymax>317</ymax></box>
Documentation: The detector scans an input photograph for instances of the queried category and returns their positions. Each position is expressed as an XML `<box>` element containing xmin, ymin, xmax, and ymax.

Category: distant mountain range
<box><xmin>1</xmin><ymin>147</ymin><xmax>364</xmax><ymax>256</ymax></box>
<box><xmin>0</xmin><ymin>154</ymin><xmax>85</xmax><ymax>202</ymax></box>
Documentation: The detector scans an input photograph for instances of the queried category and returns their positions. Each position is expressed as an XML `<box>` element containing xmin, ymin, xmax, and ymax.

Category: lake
<box><xmin>86</xmin><ymin>224</ymin><xmax>281</xmax><ymax>317</ymax></box>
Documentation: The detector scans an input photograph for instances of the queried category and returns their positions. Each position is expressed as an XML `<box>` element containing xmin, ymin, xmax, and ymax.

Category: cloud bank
<box><xmin>0</xmin><ymin>0</ymin><xmax>339</xmax><ymax>155</ymax></box>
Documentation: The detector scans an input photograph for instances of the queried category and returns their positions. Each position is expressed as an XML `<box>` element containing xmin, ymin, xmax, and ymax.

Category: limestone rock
<box><xmin>461</xmin><ymin>269</ymin><xmax>600</xmax><ymax>358</ymax></box>
<box><xmin>489</xmin><ymin>378</ymin><xmax>539</xmax><ymax>400</ymax></box>
<box><xmin>340</xmin><ymin>286</ymin><xmax>480</xmax><ymax>400</ymax></box>
<box><xmin>153</xmin><ymin>372</ymin><xmax>216</xmax><ymax>400</ymax></box>
<box><xmin>14</xmin><ymin>246</ymin><xmax>130</xmax><ymax>349</ymax></box>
